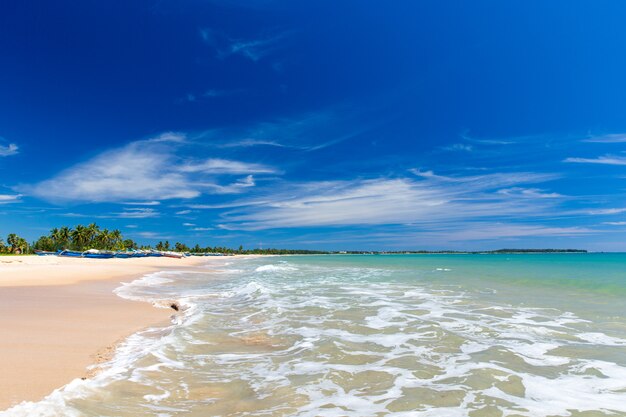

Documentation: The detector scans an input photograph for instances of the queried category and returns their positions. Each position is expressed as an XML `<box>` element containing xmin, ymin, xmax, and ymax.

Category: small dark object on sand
<box><xmin>170</xmin><ymin>303</ymin><xmax>179</xmax><ymax>311</ymax></box>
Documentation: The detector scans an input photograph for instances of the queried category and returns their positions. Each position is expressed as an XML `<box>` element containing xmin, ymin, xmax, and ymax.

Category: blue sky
<box><xmin>2</xmin><ymin>1</ymin><xmax>626</xmax><ymax>250</ymax></box>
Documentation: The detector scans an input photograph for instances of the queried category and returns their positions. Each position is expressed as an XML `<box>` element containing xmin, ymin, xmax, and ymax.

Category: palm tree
<box><xmin>95</xmin><ymin>228</ymin><xmax>112</xmax><ymax>250</ymax></box>
<box><xmin>70</xmin><ymin>225</ymin><xmax>89</xmax><ymax>250</ymax></box>
<box><xmin>50</xmin><ymin>228</ymin><xmax>59</xmax><ymax>248</ymax></box>
<box><xmin>85</xmin><ymin>223</ymin><xmax>100</xmax><ymax>248</ymax></box>
<box><xmin>58</xmin><ymin>226</ymin><xmax>71</xmax><ymax>249</ymax></box>
<box><xmin>7</xmin><ymin>233</ymin><xmax>28</xmax><ymax>254</ymax></box>
<box><xmin>110</xmin><ymin>229</ymin><xmax>122</xmax><ymax>250</ymax></box>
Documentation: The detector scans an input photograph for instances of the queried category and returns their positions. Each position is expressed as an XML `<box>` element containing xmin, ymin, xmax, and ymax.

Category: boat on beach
<box><xmin>50</xmin><ymin>249</ymin><xmax>186</xmax><ymax>259</ymax></box>
<box><xmin>34</xmin><ymin>250</ymin><xmax>57</xmax><ymax>256</ymax></box>
<box><xmin>82</xmin><ymin>249</ymin><xmax>115</xmax><ymax>259</ymax></box>
<box><xmin>57</xmin><ymin>250</ymin><xmax>84</xmax><ymax>257</ymax></box>
<box><xmin>160</xmin><ymin>251</ymin><xmax>186</xmax><ymax>259</ymax></box>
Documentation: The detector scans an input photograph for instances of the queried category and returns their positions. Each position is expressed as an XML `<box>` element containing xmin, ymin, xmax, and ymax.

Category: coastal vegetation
<box><xmin>0</xmin><ymin>224</ymin><xmax>330</xmax><ymax>255</ymax></box>
<box><xmin>0</xmin><ymin>224</ymin><xmax>588</xmax><ymax>255</ymax></box>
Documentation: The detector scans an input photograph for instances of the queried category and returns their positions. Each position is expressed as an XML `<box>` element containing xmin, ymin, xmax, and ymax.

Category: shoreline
<box><xmin>0</xmin><ymin>255</ymin><xmax>227</xmax><ymax>411</ymax></box>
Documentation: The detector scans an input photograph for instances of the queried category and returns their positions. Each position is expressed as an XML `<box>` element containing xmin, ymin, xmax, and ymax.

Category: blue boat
<box><xmin>83</xmin><ymin>250</ymin><xmax>115</xmax><ymax>259</ymax></box>
<box><xmin>57</xmin><ymin>250</ymin><xmax>83</xmax><ymax>257</ymax></box>
<box><xmin>34</xmin><ymin>250</ymin><xmax>57</xmax><ymax>256</ymax></box>
<box><xmin>114</xmin><ymin>252</ymin><xmax>133</xmax><ymax>258</ymax></box>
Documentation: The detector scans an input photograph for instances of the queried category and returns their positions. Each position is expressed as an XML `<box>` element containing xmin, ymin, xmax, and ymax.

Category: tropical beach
<box><xmin>3</xmin><ymin>1</ymin><xmax>626</xmax><ymax>415</ymax></box>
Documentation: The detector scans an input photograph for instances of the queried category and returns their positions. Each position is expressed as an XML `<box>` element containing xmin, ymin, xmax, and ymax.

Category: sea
<box><xmin>3</xmin><ymin>254</ymin><xmax>626</xmax><ymax>417</ymax></box>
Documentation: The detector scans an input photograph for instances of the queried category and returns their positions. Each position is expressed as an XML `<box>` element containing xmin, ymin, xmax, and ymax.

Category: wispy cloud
<box><xmin>0</xmin><ymin>142</ymin><xmax>18</xmax><ymax>157</ymax></box>
<box><xmin>564</xmin><ymin>155</ymin><xmax>626</xmax><ymax>165</ymax></box>
<box><xmin>200</xmin><ymin>175</ymin><xmax>257</xmax><ymax>194</ymax></box>
<box><xmin>22</xmin><ymin>136</ymin><xmax>198</xmax><ymax>202</ymax></box>
<box><xmin>121</xmin><ymin>201</ymin><xmax>161</xmax><ymax>206</ymax></box>
<box><xmin>460</xmin><ymin>131</ymin><xmax>520</xmax><ymax>145</ymax></box>
<box><xmin>496</xmin><ymin>187</ymin><xmax>563</xmax><ymax>199</ymax></box>
<box><xmin>602</xmin><ymin>221</ymin><xmax>626</xmax><ymax>226</ymax></box>
<box><xmin>198</xmin><ymin>109</ymin><xmax>374</xmax><ymax>151</ymax></box>
<box><xmin>0</xmin><ymin>194</ymin><xmax>21</xmax><ymax>204</ymax></box>
<box><xmin>218</xmin><ymin>139</ymin><xmax>285</xmax><ymax>148</ymax></box>
<box><xmin>180</xmin><ymin>159</ymin><xmax>276</xmax><ymax>174</ymax></box>
<box><xmin>57</xmin><ymin>208</ymin><xmax>160</xmax><ymax>219</ymax></box>
<box><xmin>588</xmin><ymin>208</ymin><xmax>626</xmax><ymax>215</ymax></box>
<box><xmin>217</xmin><ymin>171</ymin><xmax>561</xmax><ymax>230</ymax></box>
<box><xmin>582</xmin><ymin>133</ymin><xmax>626</xmax><ymax>143</ymax></box>
<box><xmin>199</xmin><ymin>27</ymin><xmax>289</xmax><ymax>62</ymax></box>
<box><xmin>21</xmin><ymin>133</ymin><xmax>273</xmax><ymax>203</ymax></box>
<box><xmin>114</xmin><ymin>208</ymin><xmax>159</xmax><ymax>219</ymax></box>
<box><xmin>147</xmin><ymin>131</ymin><xmax>187</xmax><ymax>143</ymax></box>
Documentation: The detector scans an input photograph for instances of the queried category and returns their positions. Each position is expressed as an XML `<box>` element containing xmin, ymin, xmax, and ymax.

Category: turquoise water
<box><xmin>3</xmin><ymin>254</ymin><xmax>626</xmax><ymax>416</ymax></box>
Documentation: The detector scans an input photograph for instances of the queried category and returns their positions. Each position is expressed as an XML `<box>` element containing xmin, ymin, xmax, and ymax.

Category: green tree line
<box><xmin>0</xmin><ymin>223</ymin><xmax>331</xmax><ymax>255</ymax></box>
<box><xmin>30</xmin><ymin>223</ymin><xmax>137</xmax><ymax>252</ymax></box>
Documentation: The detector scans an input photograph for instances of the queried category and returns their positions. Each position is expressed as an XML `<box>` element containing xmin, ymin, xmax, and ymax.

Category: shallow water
<box><xmin>3</xmin><ymin>254</ymin><xmax>626</xmax><ymax>416</ymax></box>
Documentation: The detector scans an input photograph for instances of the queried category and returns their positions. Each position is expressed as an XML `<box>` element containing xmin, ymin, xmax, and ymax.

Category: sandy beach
<box><xmin>0</xmin><ymin>255</ymin><xmax>212</xmax><ymax>410</ymax></box>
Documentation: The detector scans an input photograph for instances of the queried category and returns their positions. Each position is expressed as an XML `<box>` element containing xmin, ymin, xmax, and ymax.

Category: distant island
<box><xmin>335</xmin><ymin>249</ymin><xmax>588</xmax><ymax>255</ymax></box>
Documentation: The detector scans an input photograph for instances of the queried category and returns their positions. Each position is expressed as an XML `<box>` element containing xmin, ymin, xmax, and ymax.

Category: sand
<box><xmin>0</xmin><ymin>255</ymin><xmax>214</xmax><ymax>410</ymax></box>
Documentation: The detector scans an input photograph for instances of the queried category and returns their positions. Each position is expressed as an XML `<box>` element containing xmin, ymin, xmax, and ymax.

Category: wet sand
<box><xmin>0</xmin><ymin>255</ymin><xmax>213</xmax><ymax>410</ymax></box>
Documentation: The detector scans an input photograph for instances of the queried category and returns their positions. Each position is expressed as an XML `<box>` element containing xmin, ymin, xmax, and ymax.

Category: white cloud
<box><xmin>496</xmin><ymin>187</ymin><xmax>563</xmax><ymax>199</ymax></box>
<box><xmin>224</xmin><ymin>34</ymin><xmax>287</xmax><ymax>62</ymax></box>
<box><xmin>583</xmin><ymin>133</ymin><xmax>626</xmax><ymax>143</ymax></box>
<box><xmin>180</xmin><ymin>159</ymin><xmax>276</xmax><ymax>174</ymax></box>
<box><xmin>183</xmin><ymin>223</ymin><xmax>196</xmax><ymax>227</ymax></box>
<box><xmin>192</xmin><ymin>227</ymin><xmax>213</xmax><ymax>231</ymax></box>
<box><xmin>218</xmin><ymin>139</ymin><xmax>285</xmax><ymax>148</ymax></box>
<box><xmin>23</xmin><ymin>139</ymin><xmax>197</xmax><ymax>202</ymax></box>
<box><xmin>148</xmin><ymin>132</ymin><xmax>187</xmax><ymax>143</ymax></box>
<box><xmin>196</xmin><ymin>108</ymin><xmax>373</xmax><ymax>152</ymax></box>
<box><xmin>114</xmin><ymin>208</ymin><xmax>159</xmax><ymax>219</ymax></box>
<box><xmin>199</xmin><ymin>27</ymin><xmax>289</xmax><ymax>62</ymax></box>
<box><xmin>22</xmin><ymin>134</ymin><xmax>270</xmax><ymax>203</ymax></box>
<box><xmin>564</xmin><ymin>155</ymin><xmax>626</xmax><ymax>165</ymax></box>
<box><xmin>121</xmin><ymin>201</ymin><xmax>161</xmax><ymax>206</ymax></box>
<box><xmin>201</xmin><ymin>175</ymin><xmax>257</xmax><ymax>194</ymax></box>
<box><xmin>0</xmin><ymin>143</ymin><xmax>18</xmax><ymax>157</ymax></box>
<box><xmin>588</xmin><ymin>208</ymin><xmax>626</xmax><ymax>215</ymax></box>
<box><xmin>219</xmin><ymin>172</ymin><xmax>561</xmax><ymax>230</ymax></box>
<box><xmin>0</xmin><ymin>194</ymin><xmax>21</xmax><ymax>204</ymax></box>
<box><xmin>460</xmin><ymin>132</ymin><xmax>519</xmax><ymax>145</ymax></box>
<box><xmin>603</xmin><ymin>221</ymin><xmax>626</xmax><ymax>226</ymax></box>
<box><xmin>176</xmin><ymin>210</ymin><xmax>192</xmax><ymax>215</ymax></box>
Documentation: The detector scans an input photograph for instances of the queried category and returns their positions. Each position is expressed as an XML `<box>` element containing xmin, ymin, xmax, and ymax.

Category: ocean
<box><xmin>4</xmin><ymin>254</ymin><xmax>626</xmax><ymax>416</ymax></box>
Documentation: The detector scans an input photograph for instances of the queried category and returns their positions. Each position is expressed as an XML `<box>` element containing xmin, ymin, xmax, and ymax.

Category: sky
<box><xmin>2</xmin><ymin>1</ymin><xmax>626</xmax><ymax>251</ymax></box>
